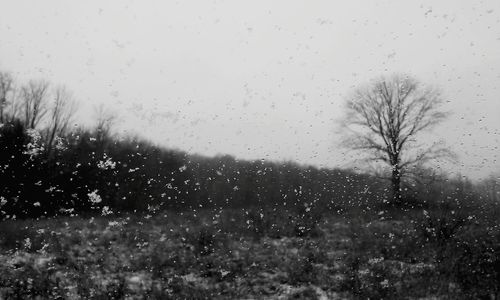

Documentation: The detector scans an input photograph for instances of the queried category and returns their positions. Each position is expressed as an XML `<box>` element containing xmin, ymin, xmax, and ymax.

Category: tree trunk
<box><xmin>46</xmin><ymin>126</ymin><xmax>57</xmax><ymax>157</ymax></box>
<box><xmin>391</xmin><ymin>165</ymin><xmax>402</xmax><ymax>205</ymax></box>
<box><xmin>0</xmin><ymin>97</ymin><xmax>4</xmax><ymax>123</ymax></box>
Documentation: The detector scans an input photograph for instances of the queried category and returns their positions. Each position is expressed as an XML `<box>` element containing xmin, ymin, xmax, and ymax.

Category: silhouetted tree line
<box><xmin>3</xmin><ymin>115</ymin><xmax>498</xmax><ymax>220</ymax></box>
<box><xmin>185</xmin><ymin>154</ymin><xmax>390</xmax><ymax>212</ymax></box>
<box><xmin>0</xmin><ymin>116</ymin><xmax>394</xmax><ymax>219</ymax></box>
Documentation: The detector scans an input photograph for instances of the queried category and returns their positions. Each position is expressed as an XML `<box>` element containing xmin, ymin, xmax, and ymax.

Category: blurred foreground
<box><xmin>1</xmin><ymin>206</ymin><xmax>499</xmax><ymax>299</ymax></box>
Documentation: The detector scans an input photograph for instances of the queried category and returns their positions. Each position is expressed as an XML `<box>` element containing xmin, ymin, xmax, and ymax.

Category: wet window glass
<box><xmin>0</xmin><ymin>1</ymin><xmax>499</xmax><ymax>299</ymax></box>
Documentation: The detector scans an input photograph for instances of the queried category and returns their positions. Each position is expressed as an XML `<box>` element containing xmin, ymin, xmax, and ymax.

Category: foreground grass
<box><xmin>0</xmin><ymin>207</ymin><xmax>499</xmax><ymax>299</ymax></box>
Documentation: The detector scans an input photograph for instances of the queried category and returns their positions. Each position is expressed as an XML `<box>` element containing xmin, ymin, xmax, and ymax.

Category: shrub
<box><xmin>286</xmin><ymin>255</ymin><xmax>318</xmax><ymax>285</ymax></box>
<box><xmin>184</xmin><ymin>226</ymin><xmax>228</xmax><ymax>257</ymax></box>
<box><xmin>438</xmin><ymin>228</ymin><xmax>500</xmax><ymax>299</ymax></box>
<box><xmin>217</xmin><ymin>207</ymin><xmax>324</xmax><ymax>240</ymax></box>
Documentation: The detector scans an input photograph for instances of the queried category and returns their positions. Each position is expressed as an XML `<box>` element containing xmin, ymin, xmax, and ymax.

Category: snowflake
<box><xmin>368</xmin><ymin>257</ymin><xmax>384</xmax><ymax>265</ymax></box>
<box><xmin>380</xmin><ymin>279</ymin><xmax>389</xmax><ymax>288</ymax></box>
<box><xmin>54</xmin><ymin>136</ymin><xmax>68</xmax><ymax>151</ymax></box>
<box><xmin>97</xmin><ymin>153</ymin><xmax>116</xmax><ymax>170</ymax></box>
<box><xmin>24</xmin><ymin>129</ymin><xmax>45</xmax><ymax>157</ymax></box>
<box><xmin>101</xmin><ymin>206</ymin><xmax>113</xmax><ymax>216</ymax></box>
<box><xmin>24</xmin><ymin>238</ymin><xmax>32</xmax><ymax>249</ymax></box>
<box><xmin>108</xmin><ymin>221</ymin><xmax>120</xmax><ymax>227</ymax></box>
<box><xmin>88</xmin><ymin>190</ymin><xmax>102</xmax><ymax>204</ymax></box>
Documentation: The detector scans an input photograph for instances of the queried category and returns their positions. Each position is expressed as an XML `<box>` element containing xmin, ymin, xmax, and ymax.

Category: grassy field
<box><xmin>0</xmin><ymin>207</ymin><xmax>498</xmax><ymax>299</ymax></box>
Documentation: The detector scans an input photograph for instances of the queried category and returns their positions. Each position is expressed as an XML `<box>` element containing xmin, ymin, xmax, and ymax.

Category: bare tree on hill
<box><xmin>341</xmin><ymin>74</ymin><xmax>453</xmax><ymax>204</ymax></box>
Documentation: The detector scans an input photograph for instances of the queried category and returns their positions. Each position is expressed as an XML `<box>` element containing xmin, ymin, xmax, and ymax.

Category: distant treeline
<box><xmin>0</xmin><ymin>117</ymin><xmax>391</xmax><ymax>219</ymax></box>
<box><xmin>1</xmin><ymin>116</ymin><xmax>498</xmax><ymax>220</ymax></box>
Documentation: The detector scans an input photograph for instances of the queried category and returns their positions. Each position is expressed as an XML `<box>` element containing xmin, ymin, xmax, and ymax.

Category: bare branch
<box><xmin>0</xmin><ymin>71</ymin><xmax>16</xmax><ymax>123</ymax></box>
<box><xmin>20</xmin><ymin>79</ymin><xmax>50</xmax><ymax>129</ymax></box>
<box><xmin>94</xmin><ymin>103</ymin><xmax>117</xmax><ymax>146</ymax></box>
<box><xmin>45</xmin><ymin>85</ymin><xmax>78</xmax><ymax>153</ymax></box>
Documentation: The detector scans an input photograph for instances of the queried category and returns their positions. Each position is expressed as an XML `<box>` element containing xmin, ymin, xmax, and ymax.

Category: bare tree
<box><xmin>480</xmin><ymin>174</ymin><xmax>500</xmax><ymax>203</ymax></box>
<box><xmin>341</xmin><ymin>74</ymin><xmax>452</xmax><ymax>204</ymax></box>
<box><xmin>45</xmin><ymin>85</ymin><xmax>78</xmax><ymax>154</ymax></box>
<box><xmin>0</xmin><ymin>71</ymin><xmax>15</xmax><ymax>123</ymax></box>
<box><xmin>21</xmin><ymin>79</ymin><xmax>50</xmax><ymax>129</ymax></box>
<box><xmin>94</xmin><ymin>103</ymin><xmax>116</xmax><ymax>149</ymax></box>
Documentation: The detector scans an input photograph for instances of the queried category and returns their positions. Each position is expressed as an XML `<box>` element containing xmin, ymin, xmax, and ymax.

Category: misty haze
<box><xmin>0</xmin><ymin>1</ymin><xmax>499</xmax><ymax>299</ymax></box>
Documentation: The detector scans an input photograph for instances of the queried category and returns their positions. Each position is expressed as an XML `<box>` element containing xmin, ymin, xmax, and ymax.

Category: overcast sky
<box><xmin>1</xmin><ymin>0</ymin><xmax>499</xmax><ymax>179</ymax></box>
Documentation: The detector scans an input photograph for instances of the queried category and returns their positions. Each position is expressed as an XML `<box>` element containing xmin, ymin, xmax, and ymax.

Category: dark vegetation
<box><xmin>0</xmin><ymin>117</ymin><xmax>391</xmax><ymax>219</ymax></box>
